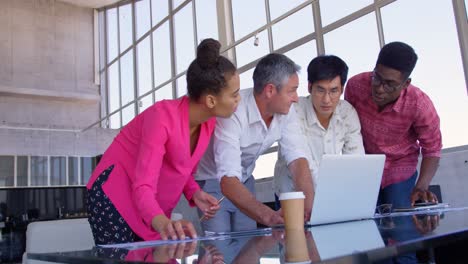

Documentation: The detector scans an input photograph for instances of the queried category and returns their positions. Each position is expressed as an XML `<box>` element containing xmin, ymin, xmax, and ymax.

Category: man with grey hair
<box><xmin>195</xmin><ymin>53</ymin><xmax>314</xmax><ymax>232</ymax></box>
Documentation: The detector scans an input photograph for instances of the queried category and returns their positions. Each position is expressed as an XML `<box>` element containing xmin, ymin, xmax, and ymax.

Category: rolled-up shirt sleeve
<box><xmin>213</xmin><ymin>115</ymin><xmax>243</xmax><ymax>182</ymax></box>
<box><xmin>279</xmin><ymin>106</ymin><xmax>308</xmax><ymax>165</ymax></box>
<box><xmin>415</xmin><ymin>95</ymin><xmax>442</xmax><ymax>158</ymax></box>
<box><xmin>131</xmin><ymin>109</ymin><xmax>167</xmax><ymax>226</ymax></box>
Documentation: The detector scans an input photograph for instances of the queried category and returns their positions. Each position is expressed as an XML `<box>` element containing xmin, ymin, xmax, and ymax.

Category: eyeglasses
<box><xmin>312</xmin><ymin>87</ymin><xmax>341</xmax><ymax>99</ymax></box>
<box><xmin>371</xmin><ymin>71</ymin><xmax>406</xmax><ymax>94</ymax></box>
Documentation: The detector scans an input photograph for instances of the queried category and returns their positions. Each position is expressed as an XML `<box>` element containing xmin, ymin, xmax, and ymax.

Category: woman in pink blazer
<box><xmin>86</xmin><ymin>39</ymin><xmax>241</xmax><ymax>244</ymax></box>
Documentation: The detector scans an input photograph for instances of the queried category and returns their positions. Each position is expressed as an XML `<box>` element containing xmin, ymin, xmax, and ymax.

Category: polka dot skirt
<box><xmin>86</xmin><ymin>165</ymin><xmax>140</xmax><ymax>245</ymax></box>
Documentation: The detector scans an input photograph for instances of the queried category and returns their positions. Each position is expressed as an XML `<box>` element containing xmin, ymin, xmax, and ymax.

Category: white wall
<box><xmin>0</xmin><ymin>0</ymin><xmax>116</xmax><ymax>156</ymax></box>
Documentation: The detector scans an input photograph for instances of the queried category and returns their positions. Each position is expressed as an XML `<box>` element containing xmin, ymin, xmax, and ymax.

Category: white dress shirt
<box><xmin>195</xmin><ymin>88</ymin><xmax>307</xmax><ymax>183</ymax></box>
<box><xmin>274</xmin><ymin>96</ymin><xmax>364</xmax><ymax>194</ymax></box>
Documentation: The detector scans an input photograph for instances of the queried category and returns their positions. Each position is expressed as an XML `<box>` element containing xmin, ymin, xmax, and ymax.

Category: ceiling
<box><xmin>58</xmin><ymin>0</ymin><xmax>121</xmax><ymax>9</ymax></box>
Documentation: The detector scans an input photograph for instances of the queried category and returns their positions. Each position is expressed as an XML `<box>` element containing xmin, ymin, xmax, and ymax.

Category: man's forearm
<box><xmin>220</xmin><ymin>176</ymin><xmax>274</xmax><ymax>225</ymax></box>
<box><xmin>289</xmin><ymin>158</ymin><xmax>315</xmax><ymax>210</ymax></box>
<box><xmin>415</xmin><ymin>156</ymin><xmax>440</xmax><ymax>190</ymax></box>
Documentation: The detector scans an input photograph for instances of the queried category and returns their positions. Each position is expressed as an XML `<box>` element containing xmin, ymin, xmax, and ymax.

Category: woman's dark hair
<box><xmin>186</xmin><ymin>39</ymin><xmax>237</xmax><ymax>101</ymax></box>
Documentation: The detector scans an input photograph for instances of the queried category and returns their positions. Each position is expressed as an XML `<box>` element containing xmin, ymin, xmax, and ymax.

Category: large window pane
<box><xmin>108</xmin><ymin>62</ymin><xmax>121</xmax><ymax>128</ymax></box>
<box><xmin>381</xmin><ymin>0</ymin><xmax>468</xmax><ymax>148</ymax></box>
<box><xmin>136</xmin><ymin>0</ymin><xmax>151</xmax><ymax>40</ymax></box>
<box><xmin>80</xmin><ymin>157</ymin><xmax>93</xmax><ymax>185</ymax></box>
<box><xmin>137</xmin><ymin>36</ymin><xmax>153</xmax><ymax>112</ymax></box>
<box><xmin>320</xmin><ymin>0</ymin><xmax>372</xmax><ymax>26</ymax></box>
<box><xmin>284</xmin><ymin>41</ymin><xmax>317</xmax><ymax>97</ymax></box>
<box><xmin>174</xmin><ymin>3</ymin><xmax>195</xmax><ymax>74</ymax></box>
<box><xmin>236</xmin><ymin>30</ymin><xmax>270</xmax><ymax>67</ymax></box>
<box><xmin>155</xmin><ymin>83</ymin><xmax>174</xmax><ymax>101</ymax></box>
<box><xmin>17</xmin><ymin>156</ymin><xmax>28</xmax><ymax>186</ymax></box>
<box><xmin>195</xmin><ymin>0</ymin><xmax>218</xmax><ymax>42</ymax></box>
<box><xmin>172</xmin><ymin>0</ymin><xmax>185</xmax><ymax>10</ymax></box>
<box><xmin>269</xmin><ymin>0</ymin><xmax>308</xmax><ymax>19</ymax></box>
<box><xmin>31</xmin><ymin>156</ymin><xmax>48</xmax><ymax>186</ymax></box>
<box><xmin>272</xmin><ymin>5</ymin><xmax>314</xmax><ymax>50</ymax></box>
<box><xmin>232</xmin><ymin>0</ymin><xmax>266</xmax><ymax>40</ymax></box>
<box><xmin>176</xmin><ymin>75</ymin><xmax>186</xmax><ymax>98</ymax></box>
<box><xmin>122</xmin><ymin>104</ymin><xmax>136</xmax><ymax>126</ymax></box>
<box><xmin>152</xmin><ymin>0</ymin><xmax>169</xmax><ymax>26</ymax></box>
<box><xmin>119</xmin><ymin>4</ymin><xmax>133</xmax><ymax>52</ymax></box>
<box><xmin>50</xmin><ymin>156</ymin><xmax>66</xmax><ymax>186</ymax></box>
<box><xmin>107</xmin><ymin>8</ymin><xmax>118</xmax><ymax>63</ymax></box>
<box><xmin>121</xmin><ymin>50</ymin><xmax>135</xmax><ymax>106</ymax></box>
<box><xmin>0</xmin><ymin>156</ymin><xmax>14</xmax><ymax>187</ymax></box>
<box><xmin>153</xmin><ymin>22</ymin><xmax>172</xmax><ymax>86</ymax></box>
<box><xmin>68</xmin><ymin>157</ymin><xmax>79</xmax><ymax>186</ymax></box>
<box><xmin>239</xmin><ymin>68</ymin><xmax>255</xmax><ymax>90</ymax></box>
<box><xmin>324</xmin><ymin>13</ymin><xmax>380</xmax><ymax>80</ymax></box>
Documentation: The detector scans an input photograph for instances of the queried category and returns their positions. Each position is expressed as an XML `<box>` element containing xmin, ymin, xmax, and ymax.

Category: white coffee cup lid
<box><xmin>279</xmin><ymin>191</ymin><xmax>305</xmax><ymax>200</ymax></box>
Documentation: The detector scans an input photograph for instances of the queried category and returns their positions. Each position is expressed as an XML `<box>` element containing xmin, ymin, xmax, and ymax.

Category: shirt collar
<box><xmin>246</xmin><ymin>89</ymin><xmax>263</xmax><ymax>125</ymax></box>
<box><xmin>304</xmin><ymin>96</ymin><xmax>343</xmax><ymax>125</ymax></box>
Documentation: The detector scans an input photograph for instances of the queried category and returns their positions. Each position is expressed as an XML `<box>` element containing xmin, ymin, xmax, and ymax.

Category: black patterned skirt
<box><xmin>86</xmin><ymin>165</ymin><xmax>141</xmax><ymax>245</ymax></box>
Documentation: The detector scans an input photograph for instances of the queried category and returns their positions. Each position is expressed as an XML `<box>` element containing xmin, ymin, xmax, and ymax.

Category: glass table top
<box><xmin>28</xmin><ymin>207</ymin><xmax>468</xmax><ymax>263</ymax></box>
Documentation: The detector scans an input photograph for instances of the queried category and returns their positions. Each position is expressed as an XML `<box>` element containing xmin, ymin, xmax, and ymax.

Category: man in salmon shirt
<box><xmin>345</xmin><ymin>42</ymin><xmax>442</xmax><ymax>210</ymax></box>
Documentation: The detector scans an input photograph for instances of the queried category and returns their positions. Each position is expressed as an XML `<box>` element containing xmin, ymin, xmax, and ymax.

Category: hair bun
<box><xmin>196</xmin><ymin>38</ymin><xmax>221</xmax><ymax>69</ymax></box>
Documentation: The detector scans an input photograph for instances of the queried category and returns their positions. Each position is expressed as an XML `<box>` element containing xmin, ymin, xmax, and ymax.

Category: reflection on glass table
<box><xmin>27</xmin><ymin>208</ymin><xmax>468</xmax><ymax>264</ymax></box>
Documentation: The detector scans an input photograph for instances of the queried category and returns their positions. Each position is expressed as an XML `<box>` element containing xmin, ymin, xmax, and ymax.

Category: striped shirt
<box><xmin>345</xmin><ymin>72</ymin><xmax>442</xmax><ymax>188</ymax></box>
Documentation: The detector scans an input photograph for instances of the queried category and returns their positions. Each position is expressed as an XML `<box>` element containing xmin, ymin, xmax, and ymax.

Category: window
<box><xmin>68</xmin><ymin>157</ymin><xmax>79</xmax><ymax>186</ymax></box>
<box><xmin>195</xmin><ymin>0</ymin><xmax>218</xmax><ymax>42</ymax></box>
<box><xmin>0</xmin><ymin>156</ymin><xmax>14</xmax><ymax>187</ymax></box>
<box><xmin>107</xmin><ymin>8</ymin><xmax>118</xmax><ymax>63</ymax></box>
<box><xmin>50</xmin><ymin>157</ymin><xmax>66</xmax><ymax>186</ymax></box>
<box><xmin>320</xmin><ymin>0</ymin><xmax>372</xmax><ymax>26</ymax></box>
<box><xmin>235</xmin><ymin>30</ymin><xmax>270</xmax><ymax>67</ymax></box>
<box><xmin>174</xmin><ymin>3</ymin><xmax>195</xmax><ymax>74</ymax></box>
<box><xmin>31</xmin><ymin>156</ymin><xmax>48</xmax><ymax>186</ymax></box>
<box><xmin>17</xmin><ymin>156</ymin><xmax>28</xmax><ymax>187</ymax></box>
<box><xmin>272</xmin><ymin>4</ymin><xmax>314</xmax><ymax>50</ymax></box>
<box><xmin>284</xmin><ymin>41</ymin><xmax>317</xmax><ymax>97</ymax></box>
<box><xmin>151</xmin><ymin>0</ymin><xmax>168</xmax><ymax>26</ymax></box>
<box><xmin>153</xmin><ymin>22</ymin><xmax>172</xmax><ymax>87</ymax></box>
<box><xmin>80</xmin><ymin>157</ymin><xmax>93</xmax><ymax>185</ymax></box>
<box><xmin>324</xmin><ymin>13</ymin><xmax>380</xmax><ymax>80</ymax></box>
<box><xmin>108</xmin><ymin>62</ymin><xmax>121</xmax><ymax>128</ymax></box>
<box><xmin>135</xmin><ymin>0</ymin><xmax>151</xmax><ymax>40</ymax></box>
<box><xmin>136</xmin><ymin>36</ymin><xmax>153</xmax><ymax>112</ymax></box>
<box><xmin>232</xmin><ymin>0</ymin><xmax>266</xmax><ymax>40</ymax></box>
<box><xmin>239</xmin><ymin>68</ymin><xmax>255</xmax><ymax>91</ymax></box>
<box><xmin>119</xmin><ymin>4</ymin><xmax>133</xmax><ymax>52</ymax></box>
<box><xmin>381</xmin><ymin>0</ymin><xmax>468</xmax><ymax>148</ymax></box>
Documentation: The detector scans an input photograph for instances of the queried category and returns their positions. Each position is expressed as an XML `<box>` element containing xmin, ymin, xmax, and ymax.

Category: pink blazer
<box><xmin>86</xmin><ymin>96</ymin><xmax>216</xmax><ymax>240</ymax></box>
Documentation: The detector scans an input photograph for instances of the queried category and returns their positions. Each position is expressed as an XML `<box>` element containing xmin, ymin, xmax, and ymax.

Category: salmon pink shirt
<box><xmin>345</xmin><ymin>72</ymin><xmax>442</xmax><ymax>188</ymax></box>
<box><xmin>86</xmin><ymin>96</ymin><xmax>216</xmax><ymax>241</ymax></box>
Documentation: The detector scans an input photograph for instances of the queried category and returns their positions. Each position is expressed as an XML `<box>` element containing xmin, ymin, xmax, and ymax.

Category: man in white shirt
<box><xmin>274</xmin><ymin>55</ymin><xmax>364</xmax><ymax>207</ymax></box>
<box><xmin>195</xmin><ymin>53</ymin><xmax>314</xmax><ymax>232</ymax></box>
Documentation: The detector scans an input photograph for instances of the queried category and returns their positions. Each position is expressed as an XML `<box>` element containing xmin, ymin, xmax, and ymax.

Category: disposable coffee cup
<box><xmin>284</xmin><ymin>230</ymin><xmax>311</xmax><ymax>263</ymax></box>
<box><xmin>279</xmin><ymin>192</ymin><xmax>305</xmax><ymax>230</ymax></box>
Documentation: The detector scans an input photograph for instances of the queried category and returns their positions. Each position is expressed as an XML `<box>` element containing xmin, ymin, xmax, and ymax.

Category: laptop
<box><xmin>309</xmin><ymin>154</ymin><xmax>385</xmax><ymax>226</ymax></box>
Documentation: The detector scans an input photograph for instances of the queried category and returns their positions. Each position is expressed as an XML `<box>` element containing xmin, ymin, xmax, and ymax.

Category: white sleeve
<box><xmin>279</xmin><ymin>105</ymin><xmax>308</xmax><ymax>165</ymax></box>
<box><xmin>213</xmin><ymin>115</ymin><xmax>243</xmax><ymax>182</ymax></box>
